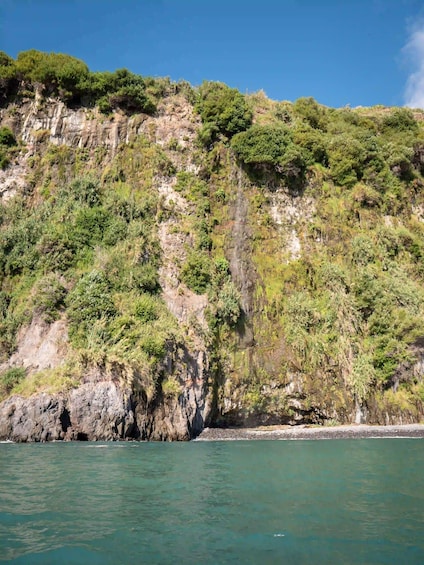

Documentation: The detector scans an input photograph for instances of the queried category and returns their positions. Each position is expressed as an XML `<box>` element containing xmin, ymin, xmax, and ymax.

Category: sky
<box><xmin>1</xmin><ymin>0</ymin><xmax>424</xmax><ymax>108</ymax></box>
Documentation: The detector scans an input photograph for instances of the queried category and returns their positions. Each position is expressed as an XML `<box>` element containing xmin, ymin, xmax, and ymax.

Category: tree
<box><xmin>293</xmin><ymin>97</ymin><xmax>327</xmax><ymax>130</ymax></box>
<box><xmin>196</xmin><ymin>81</ymin><xmax>252</xmax><ymax>145</ymax></box>
<box><xmin>231</xmin><ymin>124</ymin><xmax>307</xmax><ymax>181</ymax></box>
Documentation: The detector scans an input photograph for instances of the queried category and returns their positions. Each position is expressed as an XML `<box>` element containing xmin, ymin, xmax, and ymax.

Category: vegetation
<box><xmin>0</xmin><ymin>48</ymin><xmax>424</xmax><ymax>424</ymax></box>
<box><xmin>0</xmin><ymin>132</ymin><xmax>180</xmax><ymax>397</ymax></box>
<box><xmin>0</xmin><ymin>49</ymin><xmax>163</xmax><ymax>114</ymax></box>
<box><xmin>0</xmin><ymin>125</ymin><xmax>17</xmax><ymax>169</ymax></box>
<box><xmin>0</xmin><ymin>367</ymin><xmax>26</xmax><ymax>398</ymax></box>
<box><xmin>196</xmin><ymin>81</ymin><xmax>252</xmax><ymax>146</ymax></box>
<box><xmin>231</xmin><ymin>124</ymin><xmax>306</xmax><ymax>185</ymax></box>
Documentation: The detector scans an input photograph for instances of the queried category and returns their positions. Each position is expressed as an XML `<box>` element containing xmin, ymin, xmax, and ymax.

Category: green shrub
<box><xmin>371</xmin><ymin>335</ymin><xmax>408</xmax><ymax>384</ymax></box>
<box><xmin>129</xmin><ymin>263</ymin><xmax>160</xmax><ymax>294</ymax></box>
<box><xmin>0</xmin><ymin>50</ymin><xmax>17</xmax><ymax>96</ymax></box>
<box><xmin>36</xmin><ymin>229</ymin><xmax>76</xmax><ymax>272</ymax></box>
<box><xmin>71</xmin><ymin>207</ymin><xmax>112</xmax><ymax>247</ymax></box>
<box><xmin>351</xmin><ymin>235</ymin><xmax>376</xmax><ymax>265</ymax></box>
<box><xmin>1</xmin><ymin>50</ymin><xmax>157</xmax><ymax>113</ymax></box>
<box><xmin>382</xmin><ymin>142</ymin><xmax>414</xmax><ymax>180</ymax></box>
<box><xmin>0</xmin><ymin>291</ymin><xmax>10</xmax><ymax>320</ymax></box>
<box><xmin>85</xmin><ymin>68</ymin><xmax>156</xmax><ymax>114</ymax></box>
<box><xmin>277</xmin><ymin>144</ymin><xmax>307</xmax><ymax>179</ymax></box>
<box><xmin>31</xmin><ymin>274</ymin><xmax>66</xmax><ymax>322</ymax></box>
<box><xmin>353</xmin><ymin>266</ymin><xmax>382</xmax><ymax>316</ymax></box>
<box><xmin>141</xmin><ymin>333</ymin><xmax>166</xmax><ymax>359</ymax></box>
<box><xmin>0</xmin><ymin>149</ymin><xmax>9</xmax><ymax>170</ymax></box>
<box><xmin>317</xmin><ymin>262</ymin><xmax>349</xmax><ymax>293</ymax></box>
<box><xmin>376</xmin><ymin>226</ymin><xmax>402</xmax><ymax>258</ymax></box>
<box><xmin>292</xmin><ymin>97</ymin><xmax>327</xmax><ymax>130</ymax></box>
<box><xmin>274</xmin><ymin>102</ymin><xmax>293</xmax><ymax>123</ymax></box>
<box><xmin>0</xmin><ymin>367</ymin><xmax>26</xmax><ymax>396</ymax></box>
<box><xmin>348</xmin><ymin>354</ymin><xmax>376</xmax><ymax>402</ymax></box>
<box><xmin>15</xmin><ymin>50</ymin><xmax>89</xmax><ymax>101</ymax></box>
<box><xmin>197</xmin><ymin>81</ymin><xmax>252</xmax><ymax>144</ymax></box>
<box><xmin>161</xmin><ymin>376</ymin><xmax>181</xmax><ymax>398</ymax></box>
<box><xmin>134</xmin><ymin>294</ymin><xmax>159</xmax><ymax>323</ymax></box>
<box><xmin>0</xmin><ymin>127</ymin><xmax>17</xmax><ymax>170</ymax></box>
<box><xmin>181</xmin><ymin>251</ymin><xmax>211</xmax><ymax>294</ymax></box>
<box><xmin>327</xmin><ymin>134</ymin><xmax>367</xmax><ymax>187</ymax></box>
<box><xmin>0</xmin><ymin>315</ymin><xmax>22</xmax><ymax>360</ymax></box>
<box><xmin>1</xmin><ymin>216</ymin><xmax>42</xmax><ymax>275</ymax></box>
<box><xmin>232</xmin><ymin>124</ymin><xmax>291</xmax><ymax>166</ymax></box>
<box><xmin>213</xmin><ymin>280</ymin><xmax>241</xmax><ymax>326</ymax></box>
<box><xmin>292</xmin><ymin>125</ymin><xmax>328</xmax><ymax>165</ymax></box>
<box><xmin>0</xmin><ymin>126</ymin><xmax>16</xmax><ymax>147</ymax></box>
<box><xmin>351</xmin><ymin>183</ymin><xmax>381</xmax><ymax>207</ymax></box>
<box><xmin>67</xmin><ymin>270</ymin><xmax>116</xmax><ymax>344</ymax></box>
<box><xmin>284</xmin><ymin>292</ymin><xmax>316</xmax><ymax>335</ymax></box>
<box><xmin>175</xmin><ymin>171</ymin><xmax>208</xmax><ymax>200</ymax></box>
<box><xmin>102</xmin><ymin>217</ymin><xmax>128</xmax><ymax>246</ymax></box>
<box><xmin>60</xmin><ymin>176</ymin><xmax>101</xmax><ymax>207</ymax></box>
<box><xmin>232</xmin><ymin>124</ymin><xmax>307</xmax><ymax>182</ymax></box>
<box><xmin>381</xmin><ymin>108</ymin><xmax>418</xmax><ymax>133</ymax></box>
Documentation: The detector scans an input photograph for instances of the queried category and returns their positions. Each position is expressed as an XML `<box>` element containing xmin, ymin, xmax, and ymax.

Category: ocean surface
<box><xmin>0</xmin><ymin>439</ymin><xmax>423</xmax><ymax>564</ymax></box>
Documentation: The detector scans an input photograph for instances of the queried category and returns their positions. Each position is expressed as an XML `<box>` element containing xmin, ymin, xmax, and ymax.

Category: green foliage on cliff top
<box><xmin>196</xmin><ymin>81</ymin><xmax>252</xmax><ymax>146</ymax></box>
<box><xmin>0</xmin><ymin>50</ymin><xmax>165</xmax><ymax>114</ymax></box>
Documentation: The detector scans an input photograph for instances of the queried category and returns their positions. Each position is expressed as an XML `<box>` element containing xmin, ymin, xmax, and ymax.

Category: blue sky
<box><xmin>1</xmin><ymin>0</ymin><xmax>424</xmax><ymax>108</ymax></box>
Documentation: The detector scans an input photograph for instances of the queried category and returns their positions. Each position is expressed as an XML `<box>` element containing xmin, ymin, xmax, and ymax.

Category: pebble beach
<box><xmin>195</xmin><ymin>424</ymin><xmax>424</xmax><ymax>441</ymax></box>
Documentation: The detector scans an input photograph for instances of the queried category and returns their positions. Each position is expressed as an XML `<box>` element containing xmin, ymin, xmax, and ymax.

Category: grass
<box><xmin>10</xmin><ymin>364</ymin><xmax>81</xmax><ymax>397</ymax></box>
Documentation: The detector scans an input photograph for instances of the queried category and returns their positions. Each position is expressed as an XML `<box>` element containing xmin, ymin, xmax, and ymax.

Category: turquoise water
<box><xmin>0</xmin><ymin>439</ymin><xmax>423</xmax><ymax>564</ymax></box>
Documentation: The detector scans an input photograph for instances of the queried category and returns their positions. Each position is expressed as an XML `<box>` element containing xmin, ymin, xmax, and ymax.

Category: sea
<box><xmin>0</xmin><ymin>438</ymin><xmax>423</xmax><ymax>564</ymax></box>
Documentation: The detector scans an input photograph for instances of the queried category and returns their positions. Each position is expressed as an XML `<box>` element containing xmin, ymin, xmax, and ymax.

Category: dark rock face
<box><xmin>66</xmin><ymin>383</ymin><xmax>135</xmax><ymax>441</ymax></box>
<box><xmin>0</xmin><ymin>380</ymin><xmax>210</xmax><ymax>442</ymax></box>
<box><xmin>0</xmin><ymin>394</ymin><xmax>66</xmax><ymax>442</ymax></box>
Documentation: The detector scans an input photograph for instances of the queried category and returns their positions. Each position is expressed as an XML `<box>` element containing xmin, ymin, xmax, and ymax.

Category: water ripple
<box><xmin>1</xmin><ymin>440</ymin><xmax>424</xmax><ymax>564</ymax></box>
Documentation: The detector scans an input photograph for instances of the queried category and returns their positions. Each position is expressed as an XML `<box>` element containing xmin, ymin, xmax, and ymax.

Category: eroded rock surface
<box><xmin>0</xmin><ymin>393</ymin><xmax>67</xmax><ymax>442</ymax></box>
<box><xmin>0</xmin><ymin>376</ymin><xmax>212</xmax><ymax>442</ymax></box>
<box><xmin>4</xmin><ymin>317</ymin><xmax>68</xmax><ymax>374</ymax></box>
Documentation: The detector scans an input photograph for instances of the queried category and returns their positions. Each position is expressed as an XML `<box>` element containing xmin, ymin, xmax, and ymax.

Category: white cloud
<box><xmin>404</xmin><ymin>23</ymin><xmax>424</xmax><ymax>109</ymax></box>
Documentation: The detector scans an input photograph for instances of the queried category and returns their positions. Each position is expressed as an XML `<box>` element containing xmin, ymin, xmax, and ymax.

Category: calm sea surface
<box><xmin>0</xmin><ymin>439</ymin><xmax>423</xmax><ymax>564</ymax></box>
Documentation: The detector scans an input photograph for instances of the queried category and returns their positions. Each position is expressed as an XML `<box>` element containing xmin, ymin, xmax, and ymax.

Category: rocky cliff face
<box><xmin>0</xmin><ymin>375</ymin><xmax>208</xmax><ymax>442</ymax></box>
<box><xmin>0</xmin><ymin>95</ymin><xmax>213</xmax><ymax>441</ymax></box>
<box><xmin>1</xmin><ymin>91</ymin><xmax>423</xmax><ymax>441</ymax></box>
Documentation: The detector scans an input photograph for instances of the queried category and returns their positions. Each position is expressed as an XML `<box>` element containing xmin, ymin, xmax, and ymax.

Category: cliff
<box><xmin>0</xmin><ymin>51</ymin><xmax>424</xmax><ymax>440</ymax></box>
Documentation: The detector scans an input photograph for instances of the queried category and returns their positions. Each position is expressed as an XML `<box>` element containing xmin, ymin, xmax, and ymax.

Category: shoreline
<box><xmin>194</xmin><ymin>423</ymin><xmax>424</xmax><ymax>441</ymax></box>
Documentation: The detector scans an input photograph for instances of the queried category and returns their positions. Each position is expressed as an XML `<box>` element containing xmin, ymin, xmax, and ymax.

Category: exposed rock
<box><xmin>0</xmin><ymin>95</ymin><xmax>199</xmax><ymax>158</ymax></box>
<box><xmin>150</xmin><ymin>95</ymin><xmax>200</xmax><ymax>148</ymax></box>
<box><xmin>0</xmin><ymin>151</ymin><xmax>32</xmax><ymax>201</ymax></box>
<box><xmin>228</xmin><ymin>165</ymin><xmax>256</xmax><ymax>318</ymax></box>
<box><xmin>0</xmin><ymin>393</ymin><xmax>67</xmax><ymax>442</ymax></box>
<box><xmin>267</xmin><ymin>187</ymin><xmax>315</xmax><ymax>261</ymax></box>
<box><xmin>0</xmin><ymin>328</ymin><xmax>212</xmax><ymax>442</ymax></box>
<box><xmin>0</xmin><ymin>372</ymin><xmax>211</xmax><ymax>442</ymax></box>
<box><xmin>0</xmin><ymin>382</ymin><xmax>135</xmax><ymax>442</ymax></box>
<box><xmin>4</xmin><ymin>99</ymin><xmax>140</xmax><ymax>152</ymax></box>
<box><xmin>0</xmin><ymin>381</ymin><xmax>135</xmax><ymax>442</ymax></box>
<box><xmin>0</xmin><ymin>95</ymin><xmax>213</xmax><ymax>442</ymax></box>
<box><xmin>3</xmin><ymin>316</ymin><xmax>68</xmax><ymax>374</ymax></box>
<box><xmin>142</xmin><ymin>349</ymin><xmax>211</xmax><ymax>440</ymax></box>
<box><xmin>66</xmin><ymin>382</ymin><xmax>135</xmax><ymax>440</ymax></box>
<box><xmin>157</xmin><ymin>178</ymin><xmax>208</xmax><ymax>331</ymax></box>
